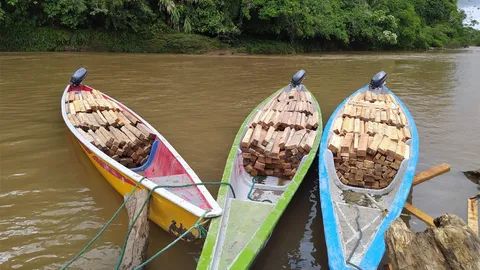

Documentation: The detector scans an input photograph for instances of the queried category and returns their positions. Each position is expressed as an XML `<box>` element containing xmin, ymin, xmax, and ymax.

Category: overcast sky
<box><xmin>459</xmin><ymin>0</ymin><xmax>480</xmax><ymax>29</ymax></box>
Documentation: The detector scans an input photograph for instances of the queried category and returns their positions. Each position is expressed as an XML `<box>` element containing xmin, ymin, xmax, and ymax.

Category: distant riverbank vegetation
<box><xmin>1</xmin><ymin>0</ymin><xmax>479</xmax><ymax>54</ymax></box>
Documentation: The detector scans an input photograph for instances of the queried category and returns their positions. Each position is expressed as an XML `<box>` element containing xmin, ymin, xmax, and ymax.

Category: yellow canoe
<box><xmin>61</xmin><ymin>68</ymin><xmax>222</xmax><ymax>241</ymax></box>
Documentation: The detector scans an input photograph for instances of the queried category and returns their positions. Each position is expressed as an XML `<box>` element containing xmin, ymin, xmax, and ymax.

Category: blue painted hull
<box><xmin>318</xmin><ymin>85</ymin><xmax>419</xmax><ymax>269</ymax></box>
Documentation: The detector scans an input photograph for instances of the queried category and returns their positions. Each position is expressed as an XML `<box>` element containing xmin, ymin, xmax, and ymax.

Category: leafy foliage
<box><xmin>1</xmin><ymin>0</ymin><xmax>479</xmax><ymax>52</ymax></box>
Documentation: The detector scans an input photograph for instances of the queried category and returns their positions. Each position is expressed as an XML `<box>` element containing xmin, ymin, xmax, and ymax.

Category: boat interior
<box><xmin>132</xmin><ymin>139</ymin><xmax>212</xmax><ymax>210</ymax></box>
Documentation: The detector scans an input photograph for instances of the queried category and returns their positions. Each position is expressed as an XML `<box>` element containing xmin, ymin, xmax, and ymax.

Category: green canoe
<box><xmin>197</xmin><ymin>70</ymin><xmax>323</xmax><ymax>270</ymax></box>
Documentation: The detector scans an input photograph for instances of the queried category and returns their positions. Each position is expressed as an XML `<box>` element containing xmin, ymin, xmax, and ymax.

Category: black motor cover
<box><xmin>70</xmin><ymin>68</ymin><xmax>87</xmax><ymax>86</ymax></box>
<box><xmin>291</xmin><ymin>69</ymin><xmax>306</xmax><ymax>86</ymax></box>
<box><xmin>370</xmin><ymin>71</ymin><xmax>387</xmax><ymax>88</ymax></box>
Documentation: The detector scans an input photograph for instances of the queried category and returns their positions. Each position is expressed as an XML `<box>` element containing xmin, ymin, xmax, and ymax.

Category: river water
<box><xmin>0</xmin><ymin>49</ymin><xmax>479</xmax><ymax>269</ymax></box>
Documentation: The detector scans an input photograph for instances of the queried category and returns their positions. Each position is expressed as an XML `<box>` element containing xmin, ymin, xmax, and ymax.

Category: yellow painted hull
<box><xmin>78</xmin><ymin>141</ymin><xmax>203</xmax><ymax>240</ymax></box>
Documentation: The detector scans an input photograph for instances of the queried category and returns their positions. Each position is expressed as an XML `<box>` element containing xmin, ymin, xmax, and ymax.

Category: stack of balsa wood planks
<box><xmin>327</xmin><ymin>89</ymin><xmax>412</xmax><ymax>189</ymax></box>
<box><xmin>240</xmin><ymin>88</ymin><xmax>319</xmax><ymax>180</ymax></box>
<box><xmin>65</xmin><ymin>89</ymin><xmax>156</xmax><ymax>168</ymax></box>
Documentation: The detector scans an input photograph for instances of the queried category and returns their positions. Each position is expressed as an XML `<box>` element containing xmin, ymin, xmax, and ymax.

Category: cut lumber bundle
<box><xmin>65</xmin><ymin>89</ymin><xmax>156</xmax><ymax>168</ymax></box>
<box><xmin>241</xmin><ymin>88</ymin><xmax>319</xmax><ymax>179</ymax></box>
<box><xmin>328</xmin><ymin>89</ymin><xmax>412</xmax><ymax>189</ymax></box>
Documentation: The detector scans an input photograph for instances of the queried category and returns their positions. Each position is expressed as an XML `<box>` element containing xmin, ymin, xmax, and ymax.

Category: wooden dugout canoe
<box><xmin>198</xmin><ymin>70</ymin><xmax>323</xmax><ymax>269</ymax></box>
<box><xmin>318</xmin><ymin>71</ymin><xmax>419</xmax><ymax>269</ymax></box>
<box><xmin>61</xmin><ymin>68</ymin><xmax>222</xmax><ymax>241</ymax></box>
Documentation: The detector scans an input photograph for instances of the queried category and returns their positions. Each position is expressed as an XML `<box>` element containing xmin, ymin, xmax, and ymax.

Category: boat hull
<box><xmin>198</xmin><ymin>86</ymin><xmax>323</xmax><ymax>269</ymax></box>
<box><xmin>318</xmin><ymin>85</ymin><xmax>419</xmax><ymax>269</ymax></box>
<box><xmin>62</xmin><ymin>83</ymin><xmax>222</xmax><ymax>241</ymax></box>
<box><xmin>76</xmin><ymin>139</ymin><xmax>204</xmax><ymax>240</ymax></box>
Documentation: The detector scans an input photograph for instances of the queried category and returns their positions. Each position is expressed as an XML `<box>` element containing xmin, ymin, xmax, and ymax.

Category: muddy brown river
<box><xmin>1</xmin><ymin>49</ymin><xmax>479</xmax><ymax>269</ymax></box>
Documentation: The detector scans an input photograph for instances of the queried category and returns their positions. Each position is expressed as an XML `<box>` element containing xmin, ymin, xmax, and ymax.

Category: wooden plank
<box><xmin>403</xmin><ymin>126</ymin><xmax>412</xmax><ymax>141</ymax></box>
<box><xmin>365</xmin><ymin>90</ymin><xmax>372</xmax><ymax>102</ymax></box>
<box><xmin>300</xmin><ymin>113</ymin><xmax>307</xmax><ymax>129</ymax></box>
<box><xmin>285</xmin><ymin>129</ymin><xmax>307</xmax><ymax>150</ymax></box>
<box><xmin>259</xmin><ymin>129</ymin><xmax>268</xmax><ymax>149</ymax></box>
<box><xmin>263</xmin><ymin>126</ymin><xmax>275</xmax><ymax>146</ymax></box>
<box><xmin>101</xmin><ymin>110</ymin><xmax>116</xmax><ymax>126</ymax></box>
<box><xmin>69</xmin><ymin>102</ymin><xmax>76</xmax><ymax>114</ymax></box>
<box><xmin>241</xmin><ymin>127</ymin><xmax>254</xmax><ymax>148</ymax></box>
<box><xmin>122</xmin><ymin>111</ymin><xmax>139</xmax><ymax>125</ymax></box>
<box><xmin>332</xmin><ymin>117</ymin><xmax>343</xmax><ymax>134</ymax></box>
<box><xmin>358</xmin><ymin>133</ymin><xmax>369</xmax><ymax>157</ymax></box>
<box><xmin>85</xmin><ymin>113</ymin><xmax>100</xmax><ymax>130</ymax></box>
<box><xmin>399</xmin><ymin>111</ymin><xmax>407</xmax><ymax>126</ymax></box>
<box><xmin>116</xmin><ymin>111</ymin><xmax>132</xmax><ymax>126</ymax></box>
<box><xmin>271</xmin><ymin>131</ymin><xmax>282</xmax><ymax>156</ymax></box>
<box><xmin>251</xmin><ymin>110</ymin><xmax>263</xmax><ymax>126</ymax></box>
<box><xmin>265</xmin><ymin>131</ymin><xmax>279</xmax><ymax>156</ymax></box>
<box><xmin>92</xmin><ymin>111</ymin><xmax>107</xmax><ymax>126</ymax></box>
<box><xmin>404</xmin><ymin>202</ymin><xmax>435</xmax><ymax>227</ymax></box>
<box><xmin>311</xmin><ymin>111</ymin><xmax>319</xmax><ymax>129</ymax></box>
<box><xmin>107</xmin><ymin>110</ymin><xmax>120</xmax><ymax>124</ymax></box>
<box><xmin>468</xmin><ymin>197</ymin><xmax>479</xmax><ymax>236</ymax></box>
<box><xmin>83</xmin><ymin>99</ymin><xmax>92</xmax><ymax>112</ymax></box>
<box><xmin>121</xmin><ymin>126</ymin><xmax>142</xmax><ymax>145</ymax></box>
<box><xmin>110</xmin><ymin>127</ymin><xmax>128</xmax><ymax>147</ymax></box>
<box><xmin>88</xmin><ymin>129</ymin><xmax>106</xmax><ymax>149</ymax></box>
<box><xmin>76</xmin><ymin>128</ymin><xmax>95</xmax><ymax>145</ymax></box>
<box><xmin>369</xmin><ymin>106</ymin><xmax>376</xmax><ymax>121</ymax></box>
<box><xmin>279</xmin><ymin>127</ymin><xmax>291</xmax><ymax>149</ymax></box>
<box><xmin>378</xmin><ymin>136</ymin><xmax>391</xmax><ymax>154</ymax></box>
<box><xmin>95</xmin><ymin>129</ymin><xmax>112</xmax><ymax>148</ymax></box>
<box><xmin>354</xmin><ymin>118</ymin><xmax>360</xmax><ymax>133</ymax></box>
<box><xmin>353</xmin><ymin>133</ymin><xmax>359</xmax><ymax>152</ymax></box>
<box><xmin>136</xmin><ymin>123</ymin><xmax>155</xmax><ymax>140</ymax></box>
<box><xmin>68</xmin><ymin>91</ymin><xmax>75</xmax><ymax>102</ymax></box>
<box><xmin>388</xmin><ymin>125</ymin><xmax>399</xmax><ymax>142</ymax></box>
<box><xmin>412</xmin><ymin>163</ymin><xmax>451</xmax><ymax>186</ymax></box>
<box><xmin>342</xmin><ymin>117</ymin><xmax>353</xmax><ymax>133</ymax></box>
<box><xmin>98</xmin><ymin>126</ymin><xmax>115</xmax><ymax>144</ymax></box>
<box><xmin>251</xmin><ymin>124</ymin><xmax>263</xmax><ymax>146</ymax></box>
<box><xmin>395</xmin><ymin>142</ymin><xmax>406</xmax><ymax>161</ymax></box>
<box><xmin>341</xmin><ymin>133</ymin><xmax>354</xmax><ymax>153</ymax></box>
<box><xmin>375</xmin><ymin>109</ymin><xmax>381</xmax><ymax>122</ymax></box>
<box><xmin>328</xmin><ymin>133</ymin><xmax>342</xmax><ymax>153</ymax></box>
<box><xmin>380</xmin><ymin>111</ymin><xmax>388</xmax><ymax>123</ymax></box>
<box><xmin>386</xmin><ymin>141</ymin><xmax>398</xmax><ymax>158</ymax></box>
<box><xmin>124</xmin><ymin>124</ymin><xmax>146</xmax><ymax>140</ymax></box>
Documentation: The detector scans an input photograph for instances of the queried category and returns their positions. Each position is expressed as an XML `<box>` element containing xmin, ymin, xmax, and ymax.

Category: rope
<box><xmin>63</xmin><ymin>180</ymin><xmax>235</xmax><ymax>269</ymax></box>
<box><xmin>61</xmin><ymin>177</ymin><xmax>147</xmax><ymax>270</ymax></box>
<box><xmin>132</xmin><ymin>210</ymin><xmax>211</xmax><ymax>270</ymax></box>
<box><xmin>247</xmin><ymin>177</ymin><xmax>273</xmax><ymax>204</ymax></box>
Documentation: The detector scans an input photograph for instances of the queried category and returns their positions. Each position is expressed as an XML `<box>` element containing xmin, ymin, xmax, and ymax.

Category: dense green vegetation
<box><xmin>1</xmin><ymin>0</ymin><xmax>479</xmax><ymax>53</ymax></box>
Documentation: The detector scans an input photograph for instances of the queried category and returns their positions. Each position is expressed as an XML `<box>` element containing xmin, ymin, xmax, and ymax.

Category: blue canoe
<box><xmin>318</xmin><ymin>71</ymin><xmax>419</xmax><ymax>269</ymax></box>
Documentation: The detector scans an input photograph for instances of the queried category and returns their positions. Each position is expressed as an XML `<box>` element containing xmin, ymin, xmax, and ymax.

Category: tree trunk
<box><xmin>119</xmin><ymin>189</ymin><xmax>150</xmax><ymax>270</ymax></box>
<box><xmin>385</xmin><ymin>214</ymin><xmax>480</xmax><ymax>270</ymax></box>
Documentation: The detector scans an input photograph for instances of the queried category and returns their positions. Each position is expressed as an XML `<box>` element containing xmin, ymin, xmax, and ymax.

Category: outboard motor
<box><xmin>291</xmin><ymin>69</ymin><xmax>306</xmax><ymax>87</ymax></box>
<box><xmin>370</xmin><ymin>71</ymin><xmax>387</xmax><ymax>89</ymax></box>
<box><xmin>70</xmin><ymin>67</ymin><xmax>87</xmax><ymax>87</ymax></box>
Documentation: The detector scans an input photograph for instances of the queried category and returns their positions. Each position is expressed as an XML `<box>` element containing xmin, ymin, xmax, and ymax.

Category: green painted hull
<box><xmin>197</xmin><ymin>86</ymin><xmax>323</xmax><ymax>270</ymax></box>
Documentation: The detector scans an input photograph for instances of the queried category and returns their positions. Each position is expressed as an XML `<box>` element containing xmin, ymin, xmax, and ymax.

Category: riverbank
<box><xmin>2</xmin><ymin>26</ymin><xmax>479</xmax><ymax>55</ymax></box>
<box><xmin>0</xmin><ymin>26</ymin><xmax>302</xmax><ymax>55</ymax></box>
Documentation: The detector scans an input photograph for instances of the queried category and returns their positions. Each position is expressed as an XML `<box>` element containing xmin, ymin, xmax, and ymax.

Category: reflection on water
<box><xmin>0</xmin><ymin>48</ymin><xmax>479</xmax><ymax>269</ymax></box>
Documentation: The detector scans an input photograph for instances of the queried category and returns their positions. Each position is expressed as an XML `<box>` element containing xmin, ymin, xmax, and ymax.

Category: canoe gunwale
<box><xmin>61</xmin><ymin>84</ymin><xmax>222</xmax><ymax>218</ymax></box>
<box><xmin>318</xmin><ymin>84</ymin><xmax>419</xmax><ymax>269</ymax></box>
<box><xmin>198</xmin><ymin>84</ymin><xmax>323</xmax><ymax>269</ymax></box>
